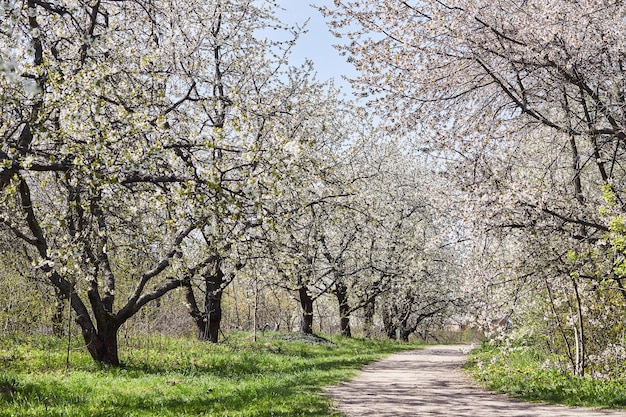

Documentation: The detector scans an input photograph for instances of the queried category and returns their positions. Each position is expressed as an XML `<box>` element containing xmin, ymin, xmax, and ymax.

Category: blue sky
<box><xmin>272</xmin><ymin>0</ymin><xmax>358</xmax><ymax>94</ymax></box>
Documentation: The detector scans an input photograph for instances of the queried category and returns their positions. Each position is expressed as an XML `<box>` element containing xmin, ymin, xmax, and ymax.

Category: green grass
<box><xmin>465</xmin><ymin>342</ymin><xmax>626</xmax><ymax>409</ymax></box>
<box><xmin>0</xmin><ymin>332</ymin><xmax>421</xmax><ymax>416</ymax></box>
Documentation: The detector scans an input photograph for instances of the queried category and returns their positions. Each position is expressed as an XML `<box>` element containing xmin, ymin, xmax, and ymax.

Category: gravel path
<box><xmin>326</xmin><ymin>345</ymin><xmax>626</xmax><ymax>416</ymax></box>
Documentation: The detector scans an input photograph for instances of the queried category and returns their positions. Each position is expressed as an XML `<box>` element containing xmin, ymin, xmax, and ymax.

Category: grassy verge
<box><xmin>464</xmin><ymin>343</ymin><xmax>626</xmax><ymax>409</ymax></box>
<box><xmin>0</xmin><ymin>332</ymin><xmax>421</xmax><ymax>417</ymax></box>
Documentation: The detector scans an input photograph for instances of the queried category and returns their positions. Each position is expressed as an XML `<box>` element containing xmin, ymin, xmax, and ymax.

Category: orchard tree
<box><xmin>323</xmin><ymin>0</ymin><xmax>626</xmax><ymax>269</ymax></box>
<box><xmin>323</xmin><ymin>0</ymin><xmax>626</xmax><ymax>251</ymax></box>
<box><xmin>294</xmin><ymin>123</ymin><xmax>380</xmax><ymax>338</ymax></box>
<box><xmin>264</xmin><ymin>199</ymin><xmax>334</xmax><ymax>335</ymax></box>
<box><xmin>179</xmin><ymin>66</ymin><xmax>348</xmax><ymax>341</ymax></box>
<box><xmin>1</xmin><ymin>0</ymin><xmax>199</xmax><ymax>366</ymax></box>
<box><xmin>326</xmin><ymin>0</ymin><xmax>626</xmax><ymax>371</ymax></box>
<box><xmin>310</xmin><ymin>136</ymin><xmax>412</xmax><ymax>338</ymax></box>
<box><xmin>315</xmin><ymin>201</ymin><xmax>363</xmax><ymax>337</ymax></box>
<box><xmin>0</xmin><ymin>0</ymin><xmax>313</xmax><ymax>365</ymax></box>
<box><xmin>254</xmin><ymin>98</ymin><xmax>361</xmax><ymax>335</ymax></box>
<box><xmin>352</xmin><ymin>142</ymin><xmax>462</xmax><ymax>341</ymax></box>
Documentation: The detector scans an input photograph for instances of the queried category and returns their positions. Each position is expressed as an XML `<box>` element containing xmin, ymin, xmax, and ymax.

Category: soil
<box><xmin>326</xmin><ymin>345</ymin><xmax>626</xmax><ymax>416</ymax></box>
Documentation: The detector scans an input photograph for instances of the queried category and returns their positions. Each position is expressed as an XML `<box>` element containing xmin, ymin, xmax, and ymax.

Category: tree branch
<box><xmin>117</xmin><ymin>223</ymin><xmax>196</xmax><ymax>321</ymax></box>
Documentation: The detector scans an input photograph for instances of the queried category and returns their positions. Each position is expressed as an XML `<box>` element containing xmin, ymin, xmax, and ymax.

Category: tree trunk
<box><xmin>55</xmin><ymin>273</ymin><xmax>122</xmax><ymax>366</ymax></box>
<box><xmin>184</xmin><ymin>264</ymin><xmax>224</xmax><ymax>343</ymax></box>
<box><xmin>335</xmin><ymin>282</ymin><xmax>351</xmax><ymax>337</ymax></box>
<box><xmin>399</xmin><ymin>328</ymin><xmax>411</xmax><ymax>342</ymax></box>
<box><xmin>571</xmin><ymin>277</ymin><xmax>586</xmax><ymax>376</ymax></box>
<box><xmin>201</xmin><ymin>267</ymin><xmax>224</xmax><ymax>343</ymax></box>
<box><xmin>299</xmin><ymin>286</ymin><xmax>314</xmax><ymax>334</ymax></box>
<box><xmin>81</xmin><ymin>320</ymin><xmax>121</xmax><ymax>366</ymax></box>
<box><xmin>363</xmin><ymin>298</ymin><xmax>375</xmax><ymax>339</ymax></box>
<box><xmin>382</xmin><ymin>309</ymin><xmax>397</xmax><ymax>339</ymax></box>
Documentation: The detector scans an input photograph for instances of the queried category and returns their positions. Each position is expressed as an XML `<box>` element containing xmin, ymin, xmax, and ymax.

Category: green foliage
<box><xmin>0</xmin><ymin>332</ymin><xmax>420</xmax><ymax>416</ymax></box>
<box><xmin>465</xmin><ymin>342</ymin><xmax>626</xmax><ymax>409</ymax></box>
<box><xmin>601</xmin><ymin>183</ymin><xmax>626</xmax><ymax>278</ymax></box>
<box><xmin>601</xmin><ymin>183</ymin><xmax>618</xmax><ymax>209</ymax></box>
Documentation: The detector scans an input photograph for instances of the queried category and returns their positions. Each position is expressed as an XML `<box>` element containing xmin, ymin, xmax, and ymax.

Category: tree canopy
<box><xmin>325</xmin><ymin>0</ymin><xmax>626</xmax><ymax>375</ymax></box>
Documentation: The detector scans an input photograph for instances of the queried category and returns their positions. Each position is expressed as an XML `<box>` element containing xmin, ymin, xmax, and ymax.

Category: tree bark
<box><xmin>363</xmin><ymin>298</ymin><xmax>375</xmax><ymax>339</ymax></box>
<box><xmin>382</xmin><ymin>308</ymin><xmax>398</xmax><ymax>339</ymax></box>
<box><xmin>399</xmin><ymin>328</ymin><xmax>411</xmax><ymax>342</ymax></box>
<box><xmin>184</xmin><ymin>261</ymin><xmax>225</xmax><ymax>343</ymax></box>
<box><xmin>81</xmin><ymin>319</ymin><xmax>121</xmax><ymax>366</ymax></box>
<box><xmin>46</xmin><ymin>269</ymin><xmax>123</xmax><ymax>365</ymax></box>
<box><xmin>200</xmin><ymin>267</ymin><xmax>224</xmax><ymax>343</ymax></box>
<box><xmin>571</xmin><ymin>277</ymin><xmax>586</xmax><ymax>376</ymax></box>
<box><xmin>299</xmin><ymin>285</ymin><xmax>314</xmax><ymax>334</ymax></box>
<box><xmin>335</xmin><ymin>282</ymin><xmax>352</xmax><ymax>337</ymax></box>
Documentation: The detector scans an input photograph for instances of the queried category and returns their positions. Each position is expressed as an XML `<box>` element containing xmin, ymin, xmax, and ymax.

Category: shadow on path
<box><xmin>326</xmin><ymin>345</ymin><xmax>626</xmax><ymax>417</ymax></box>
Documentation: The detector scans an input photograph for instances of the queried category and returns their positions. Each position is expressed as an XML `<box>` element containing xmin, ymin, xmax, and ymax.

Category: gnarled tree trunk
<box><xmin>82</xmin><ymin>321</ymin><xmax>121</xmax><ymax>366</ymax></box>
<box><xmin>183</xmin><ymin>256</ymin><xmax>236</xmax><ymax>343</ymax></box>
<box><xmin>184</xmin><ymin>260</ymin><xmax>225</xmax><ymax>343</ymax></box>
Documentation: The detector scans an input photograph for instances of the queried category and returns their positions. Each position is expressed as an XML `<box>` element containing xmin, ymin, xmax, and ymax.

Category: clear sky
<box><xmin>272</xmin><ymin>0</ymin><xmax>358</xmax><ymax>94</ymax></box>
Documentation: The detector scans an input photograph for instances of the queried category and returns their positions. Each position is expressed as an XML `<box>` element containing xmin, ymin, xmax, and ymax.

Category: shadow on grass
<box><xmin>0</xmin><ymin>333</ymin><xmax>418</xmax><ymax>416</ymax></box>
<box><xmin>116</xmin><ymin>335</ymin><xmax>404</xmax><ymax>379</ymax></box>
<box><xmin>0</xmin><ymin>368</ymin><xmax>338</xmax><ymax>417</ymax></box>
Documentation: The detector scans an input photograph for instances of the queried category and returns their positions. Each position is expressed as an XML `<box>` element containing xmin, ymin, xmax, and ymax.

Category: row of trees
<box><xmin>0</xmin><ymin>0</ymin><xmax>463</xmax><ymax>366</ymax></box>
<box><xmin>326</xmin><ymin>0</ymin><xmax>626</xmax><ymax>377</ymax></box>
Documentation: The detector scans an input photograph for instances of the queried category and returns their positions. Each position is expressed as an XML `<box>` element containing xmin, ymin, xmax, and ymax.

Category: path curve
<box><xmin>326</xmin><ymin>345</ymin><xmax>626</xmax><ymax>416</ymax></box>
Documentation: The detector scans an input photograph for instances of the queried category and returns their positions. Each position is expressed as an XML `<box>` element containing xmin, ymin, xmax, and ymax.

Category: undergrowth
<box><xmin>0</xmin><ymin>332</ymin><xmax>420</xmax><ymax>417</ymax></box>
<box><xmin>465</xmin><ymin>342</ymin><xmax>626</xmax><ymax>409</ymax></box>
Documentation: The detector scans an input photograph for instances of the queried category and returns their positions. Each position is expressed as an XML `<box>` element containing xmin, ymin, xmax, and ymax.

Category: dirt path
<box><xmin>326</xmin><ymin>345</ymin><xmax>626</xmax><ymax>416</ymax></box>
